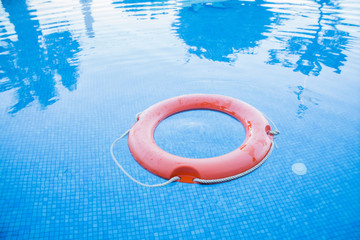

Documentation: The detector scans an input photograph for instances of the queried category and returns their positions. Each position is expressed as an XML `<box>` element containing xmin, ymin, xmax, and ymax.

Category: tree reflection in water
<box><xmin>173</xmin><ymin>0</ymin><xmax>275</xmax><ymax>62</ymax></box>
<box><xmin>172</xmin><ymin>0</ymin><xmax>351</xmax><ymax>117</ymax></box>
<box><xmin>80</xmin><ymin>0</ymin><xmax>95</xmax><ymax>38</ymax></box>
<box><xmin>267</xmin><ymin>0</ymin><xmax>348</xmax><ymax>76</ymax></box>
<box><xmin>266</xmin><ymin>0</ymin><xmax>349</xmax><ymax>117</ymax></box>
<box><xmin>0</xmin><ymin>0</ymin><xmax>81</xmax><ymax>114</ymax></box>
<box><xmin>1</xmin><ymin>0</ymin><xmax>352</xmax><ymax>118</ymax></box>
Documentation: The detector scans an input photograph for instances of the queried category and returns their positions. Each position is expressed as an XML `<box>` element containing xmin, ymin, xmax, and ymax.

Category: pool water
<box><xmin>0</xmin><ymin>0</ymin><xmax>359</xmax><ymax>239</ymax></box>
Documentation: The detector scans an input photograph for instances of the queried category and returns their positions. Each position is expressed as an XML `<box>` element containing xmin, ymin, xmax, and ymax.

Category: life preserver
<box><xmin>128</xmin><ymin>94</ymin><xmax>274</xmax><ymax>183</ymax></box>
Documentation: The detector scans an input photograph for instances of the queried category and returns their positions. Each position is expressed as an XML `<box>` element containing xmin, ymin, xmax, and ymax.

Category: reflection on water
<box><xmin>266</xmin><ymin>0</ymin><xmax>351</xmax><ymax>117</ymax></box>
<box><xmin>171</xmin><ymin>0</ymin><xmax>353</xmax><ymax>117</ymax></box>
<box><xmin>267</xmin><ymin>0</ymin><xmax>349</xmax><ymax>76</ymax></box>
<box><xmin>80</xmin><ymin>0</ymin><xmax>95</xmax><ymax>38</ymax></box>
<box><xmin>173</xmin><ymin>0</ymin><xmax>275</xmax><ymax>62</ymax></box>
<box><xmin>112</xmin><ymin>0</ymin><xmax>172</xmax><ymax>20</ymax></box>
<box><xmin>290</xmin><ymin>76</ymin><xmax>321</xmax><ymax>118</ymax></box>
<box><xmin>0</xmin><ymin>0</ymin><xmax>357</xmax><ymax>117</ymax></box>
<box><xmin>0</xmin><ymin>0</ymin><xmax>80</xmax><ymax>114</ymax></box>
<box><xmin>172</xmin><ymin>0</ymin><xmax>350</xmax><ymax>74</ymax></box>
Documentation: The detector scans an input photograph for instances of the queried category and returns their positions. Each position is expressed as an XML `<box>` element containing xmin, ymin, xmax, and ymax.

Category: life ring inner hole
<box><xmin>154</xmin><ymin>109</ymin><xmax>246</xmax><ymax>159</ymax></box>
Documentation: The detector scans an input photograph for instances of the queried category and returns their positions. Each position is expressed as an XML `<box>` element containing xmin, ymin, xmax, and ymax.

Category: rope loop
<box><xmin>110</xmin><ymin>128</ymin><xmax>180</xmax><ymax>188</ymax></box>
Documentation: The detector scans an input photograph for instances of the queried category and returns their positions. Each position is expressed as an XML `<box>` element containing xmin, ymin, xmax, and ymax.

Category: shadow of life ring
<box><xmin>128</xmin><ymin>94</ymin><xmax>274</xmax><ymax>184</ymax></box>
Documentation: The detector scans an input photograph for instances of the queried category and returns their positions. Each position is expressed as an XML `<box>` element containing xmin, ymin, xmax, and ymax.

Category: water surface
<box><xmin>0</xmin><ymin>0</ymin><xmax>359</xmax><ymax>239</ymax></box>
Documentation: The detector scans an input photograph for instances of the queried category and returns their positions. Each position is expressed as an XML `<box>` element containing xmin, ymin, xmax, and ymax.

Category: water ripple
<box><xmin>0</xmin><ymin>0</ymin><xmax>359</xmax><ymax>113</ymax></box>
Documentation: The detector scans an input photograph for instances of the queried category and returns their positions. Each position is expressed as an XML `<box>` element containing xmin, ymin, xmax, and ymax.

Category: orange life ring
<box><xmin>128</xmin><ymin>94</ymin><xmax>274</xmax><ymax>184</ymax></box>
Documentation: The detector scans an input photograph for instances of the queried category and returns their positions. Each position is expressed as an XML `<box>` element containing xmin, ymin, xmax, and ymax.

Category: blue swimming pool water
<box><xmin>0</xmin><ymin>0</ymin><xmax>359</xmax><ymax>239</ymax></box>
